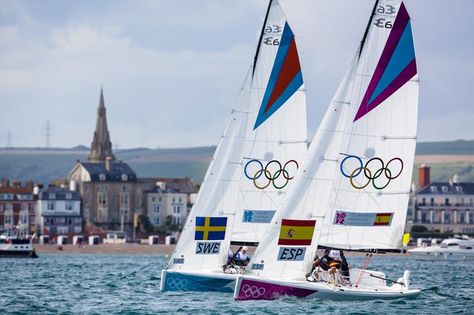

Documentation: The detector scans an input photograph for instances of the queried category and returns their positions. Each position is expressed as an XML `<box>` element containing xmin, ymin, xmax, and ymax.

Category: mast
<box><xmin>358</xmin><ymin>0</ymin><xmax>379</xmax><ymax>59</ymax></box>
<box><xmin>252</xmin><ymin>0</ymin><xmax>273</xmax><ymax>77</ymax></box>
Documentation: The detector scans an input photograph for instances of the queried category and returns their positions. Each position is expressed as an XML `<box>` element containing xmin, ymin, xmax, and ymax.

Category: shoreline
<box><xmin>34</xmin><ymin>243</ymin><xmax>412</xmax><ymax>256</ymax></box>
<box><xmin>35</xmin><ymin>244</ymin><xmax>175</xmax><ymax>255</ymax></box>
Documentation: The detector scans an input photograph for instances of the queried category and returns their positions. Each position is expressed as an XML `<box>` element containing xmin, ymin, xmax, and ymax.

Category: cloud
<box><xmin>0</xmin><ymin>0</ymin><xmax>473</xmax><ymax>148</ymax></box>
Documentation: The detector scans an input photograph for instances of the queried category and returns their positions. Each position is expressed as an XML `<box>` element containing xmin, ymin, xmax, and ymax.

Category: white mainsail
<box><xmin>167</xmin><ymin>0</ymin><xmax>307</xmax><ymax>272</ymax></box>
<box><xmin>248</xmin><ymin>0</ymin><xmax>418</xmax><ymax>280</ymax></box>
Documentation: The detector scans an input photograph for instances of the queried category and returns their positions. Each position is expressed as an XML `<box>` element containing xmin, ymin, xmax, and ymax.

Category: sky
<box><xmin>0</xmin><ymin>0</ymin><xmax>473</xmax><ymax>149</ymax></box>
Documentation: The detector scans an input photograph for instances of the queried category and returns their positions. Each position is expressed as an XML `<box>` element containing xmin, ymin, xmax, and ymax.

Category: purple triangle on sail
<box><xmin>354</xmin><ymin>3</ymin><xmax>417</xmax><ymax>122</ymax></box>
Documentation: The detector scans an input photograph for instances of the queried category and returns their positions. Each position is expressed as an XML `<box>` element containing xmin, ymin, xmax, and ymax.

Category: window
<box><xmin>121</xmin><ymin>174</ymin><xmax>128</xmax><ymax>181</ymax></box>
<box><xmin>0</xmin><ymin>205</ymin><xmax>3</xmax><ymax>212</ymax></box>
<box><xmin>456</xmin><ymin>186</ymin><xmax>463</xmax><ymax>192</ymax></box>
<box><xmin>65</xmin><ymin>201</ymin><xmax>74</xmax><ymax>210</ymax></box>
<box><xmin>152</xmin><ymin>197</ymin><xmax>156</xmax><ymax>202</ymax></box>
<box><xmin>172</xmin><ymin>198</ymin><xmax>176</xmax><ymax>203</ymax></box>
<box><xmin>47</xmin><ymin>201</ymin><xmax>55</xmax><ymax>210</ymax></box>
<box><xmin>66</xmin><ymin>193</ymin><xmax>72</xmax><ymax>200</ymax></box>
<box><xmin>154</xmin><ymin>205</ymin><xmax>160</xmax><ymax>213</ymax></box>
<box><xmin>460</xmin><ymin>213</ymin><xmax>465</xmax><ymax>224</ymax></box>
<box><xmin>445</xmin><ymin>198</ymin><xmax>450</xmax><ymax>206</ymax></box>
<box><xmin>99</xmin><ymin>173</ymin><xmax>106</xmax><ymax>181</ymax></box>
<box><xmin>21</xmin><ymin>203</ymin><xmax>28</xmax><ymax>211</ymax></box>
<box><xmin>4</xmin><ymin>210</ymin><xmax>13</xmax><ymax>226</ymax></box>
<box><xmin>30</xmin><ymin>204</ymin><xmax>35</xmax><ymax>213</ymax></box>
<box><xmin>421</xmin><ymin>198</ymin><xmax>426</xmax><ymax>205</ymax></box>
<box><xmin>430</xmin><ymin>186</ymin><xmax>437</xmax><ymax>192</ymax></box>
<box><xmin>430</xmin><ymin>198</ymin><xmax>434</xmax><ymax>206</ymax></box>
<box><xmin>49</xmin><ymin>193</ymin><xmax>56</xmax><ymax>199</ymax></box>
<box><xmin>154</xmin><ymin>217</ymin><xmax>160</xmax><ymax>225</ymax></box>
<box><xmin>179</xmin><ymin>197</ymin><xmax>182</xmax><ymax>203</ymax></box>
<box><xmin>442</xmin><ymin>186</ymin><xmax>448</xmax><ymax>192</ymax></box>
<box><xmin>19</xmin><ymin>210</ymin><xmax>28</xmax><ymax>225</ymax></box>
<box><xmin>177</xmin><ymin>206</ymin><xmax>181</xmax><ymax>214</ymax></box>
<box><xmin>98</xmin><ymin>194</ymin><xmax>107</xmax><ymax>207</ymax></box>
<box><xmin>121</xmin><ymin>185</ymin><xmax>129</xmax><ymax>192</ymax></box>
<box><xmin>159</xmin><ymin>197</ymin><xmax>162</xmax><ymax>202</ymax></box>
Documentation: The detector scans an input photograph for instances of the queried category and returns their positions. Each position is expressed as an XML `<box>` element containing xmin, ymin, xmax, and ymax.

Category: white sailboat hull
<box><xmin>160</xmin><ymin>269</ymin><xmax>238</xmax><ymax>292</ymax></box>
<box><xmin>234</xmin><ymin>269</ymin><xmax>420</xmax><ymax>301</ymax></box>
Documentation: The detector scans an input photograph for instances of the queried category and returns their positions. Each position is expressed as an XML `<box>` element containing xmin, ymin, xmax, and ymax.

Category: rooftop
<box><xmin>418</xmin><ymin>182</ymin><xmax>474</xmax><ymax>195</ymax></box>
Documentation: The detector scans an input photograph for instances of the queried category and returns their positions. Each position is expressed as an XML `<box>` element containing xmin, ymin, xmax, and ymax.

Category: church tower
<box><xmin>88</xmin><ymin>88</ymin><xmax>116</xmax><ymax>162</ymax></box>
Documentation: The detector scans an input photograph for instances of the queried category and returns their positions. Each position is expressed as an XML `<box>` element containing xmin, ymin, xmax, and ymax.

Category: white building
<box><xmin>36</xmin><ymin>187</ymin><xmax>82</xmax><ymax>235</ymax></box>
<box><xmin>146</xmin><ymin>183</ymin><xmax>187</xmax><ymax>227</ymax></box>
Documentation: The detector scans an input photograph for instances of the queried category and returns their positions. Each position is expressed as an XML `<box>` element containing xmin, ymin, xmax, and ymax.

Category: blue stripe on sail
<box><xmin>368</xmin><ymin>21</ymin><xmax>415</xmax><ymax>105</ymax></box>
<box><xmin>255</xmin><ymin>70</ymin><xmax>303</xmax><ymax>129</ymax></box>
<box><xmin>254</xmin><ymin>22</ymin><xmax>294</xmax><ymax>130</ymax></box>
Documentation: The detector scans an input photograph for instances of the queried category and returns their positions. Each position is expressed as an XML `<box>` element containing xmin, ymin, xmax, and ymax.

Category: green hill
<box><xmin>0</xmin><ymin>140</ymin><xmax>472</xmax><ymax>185</ymax></box>
<box><xmin>415</xmin><ymin>140</ymin><xmax>474</xmax><ymax>155</ymax></box>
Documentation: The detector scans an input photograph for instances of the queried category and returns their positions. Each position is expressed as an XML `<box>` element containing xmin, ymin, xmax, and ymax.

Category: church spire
<box><xmin>88</xmin><ymin>88</ymin><xmax>116</xmax><ymax>162</ymax></box>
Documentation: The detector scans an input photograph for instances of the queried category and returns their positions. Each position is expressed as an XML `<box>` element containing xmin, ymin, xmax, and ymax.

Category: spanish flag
<box><xmin>278</xmin><ymin>219</ymin><xmax>316</xmax><ymax>246</ymax></box>
<box><xmin>373</xmin><ymin>213</ymin><xmax>393</xmax><ymax>226</ymax></box>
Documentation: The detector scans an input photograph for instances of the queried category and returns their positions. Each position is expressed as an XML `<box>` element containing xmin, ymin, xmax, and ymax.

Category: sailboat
<box><xmin>161</xmin><ymin>0</ymin><xmax>307</xmax><ymax>292</ymax></box>
<box><xmin>234</xmin><ymin>0</ymin><xmax>421</xmax><ymax>300</ymax></box>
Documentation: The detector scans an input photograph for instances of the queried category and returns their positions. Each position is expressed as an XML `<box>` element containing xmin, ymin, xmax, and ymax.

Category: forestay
<box><xmin>167</xmin><ymin>0</ymin><xmax>307</xmax><ymax>272</ymax></box>
<box><xmin>248</xmin><ymin>0</ymin><xmax>419</xmax><ymax>280</ymax></box>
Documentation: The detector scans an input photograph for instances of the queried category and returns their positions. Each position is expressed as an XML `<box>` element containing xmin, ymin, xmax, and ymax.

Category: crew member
<box><xmin>234</xmin><ymin>246</ymin><xmax>250</xmax><ymax>266</ymax></box>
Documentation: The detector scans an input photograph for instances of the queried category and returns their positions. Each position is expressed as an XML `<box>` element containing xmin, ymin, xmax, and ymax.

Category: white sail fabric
<box><xmin>167</xmin><ymin>0</ymin><xmax>307</xmax><ymax>272</ymax></box>
<box><xmin>248</xmin><ymin>0</ymin><xmax>418</xmax><ymax>280</ymax></box>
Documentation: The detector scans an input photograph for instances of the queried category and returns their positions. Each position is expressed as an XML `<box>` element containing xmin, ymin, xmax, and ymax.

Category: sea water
<box><xmin>1</xmin><ymin>254</ymin><xmax>472</xmax><ymax>314</ymax></box>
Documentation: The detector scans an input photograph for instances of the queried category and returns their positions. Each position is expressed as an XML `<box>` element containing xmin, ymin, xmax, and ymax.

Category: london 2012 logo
<box><xmin>339</xmin><ymin>154</ymin><xmax>403</xmax><ymax>190</ymax></box>
<box><xmin>244</xmin><ymin>159</ymin><xmax>299</xmax><ymax>189</ymax></box>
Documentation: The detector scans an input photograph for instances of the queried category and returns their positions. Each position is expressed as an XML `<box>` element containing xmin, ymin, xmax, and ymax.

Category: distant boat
<box><xmin>161</xmin><ymin>0</ymin><xmax>307</xmax><ymax>293</ymax></box>
<box><xmin>234</xmin><ymin>0</ymin><xmax>421</xmax><ymax>301</ymax></box>
<box><xmin>0</xmin><ymin>225</ymin><xmax>38</xmax><ymax>258</ymax></box>
<box><xmin>408</xmin><ymin>236</ymin><xmax>474</xmax><ymax>261</ymax></box>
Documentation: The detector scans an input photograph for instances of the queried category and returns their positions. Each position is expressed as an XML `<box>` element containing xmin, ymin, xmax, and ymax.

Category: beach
<box><xmin>35</xmin><ymin>244</ymin><xmax>176</xmax><ymax>255</ymax></box>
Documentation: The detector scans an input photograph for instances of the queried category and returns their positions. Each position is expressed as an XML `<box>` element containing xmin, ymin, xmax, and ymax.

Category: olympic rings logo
<box><xmin>241</xmin><ymin>284</ymin><xmax>266</xmax><ymax>298</ymax></box>
<box><xmin>166</xmin><ymin>277</ymin><xmax>189</xmax><ymax>290</ymax></box>
<box><xmin>339</xmin><ymin>154</ymin><xmax>404</xmax><ymax>190</ymax></box>
<box><xmin>244</xmin><ymin>159</ymin><xmax>299</xmax><ymax>190</ymax></box>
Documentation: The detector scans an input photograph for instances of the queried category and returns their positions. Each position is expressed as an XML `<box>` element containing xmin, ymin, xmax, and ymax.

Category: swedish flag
<box><xmin>195</xmin><ymin>217</ymin><xmax>227</xmax><ymax>241</ymax></box>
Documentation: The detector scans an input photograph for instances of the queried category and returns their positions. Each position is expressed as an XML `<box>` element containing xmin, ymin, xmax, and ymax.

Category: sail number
<box><xmin>265</xmin><ymin>24</ymin><xmax>282</xmax><ymax>34</ymax></box>
<box><xmin>263</xmin><ymin>37</ymin><xmax>280</xmax><ymax>46</ymax></box>
<box><xmin>376</xmin><ymin>4</ymin><xmax>396</xmax><ymax>15</ymax></box>
<box><xmin>374</xmin><ymin>18</ymin><xmax>393</xmax><ymax>29</ymax></box>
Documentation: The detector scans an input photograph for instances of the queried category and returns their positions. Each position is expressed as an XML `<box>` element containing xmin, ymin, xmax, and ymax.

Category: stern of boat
<box><xmin>160</xmin><ymin>270</ymin><xmax>236</xmax><ymax>292</ymax></box>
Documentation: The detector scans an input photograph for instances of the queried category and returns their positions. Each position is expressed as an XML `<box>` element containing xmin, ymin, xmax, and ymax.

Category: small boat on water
<box><xmin>408</xmin><ymin>236</ymin><xmax>474</xmax><ymax>261</ymax></box>
<box><xmin>0</xmin><ymin>225</ymin><xmax>38</xmax><ymax>258</ymax></box>
<box><xmin>161</xmin><ymin>0</ymin><xmax>307</xmax><ymax>293</ymax></box>
<box><xmin>234</xmin><ymin>0</ymin><xmax>421</xmax><ymax>301</ymax></box>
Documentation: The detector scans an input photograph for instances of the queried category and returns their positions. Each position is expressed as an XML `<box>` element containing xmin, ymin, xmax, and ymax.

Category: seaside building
<box><xmin>36</xmin><ymin>186</ymin><xmax>82</xmax><ymax>235</ymax></box>
<box><xmin>68</xmin><ymin>89</ymin><xmax>198</xmax><ymax>234</ymax></box>
<box><xmin>0</xmin><ymin>180</ymin><xmax>37</xmax><ymax>235</ymax></box>
<box><xmin>145</xmin><ymin>182</ymin><xmax>188</xmax><ymax>227</ymax></box>
<box><xmin>406</xmin><ymin>165</ymin><xmax>474</xmax><ymax>234</ymax></box>
<box><xmin>68</xmin><ymin>89</ymin><xmax>139</xmax><ymax>232</ymax></box>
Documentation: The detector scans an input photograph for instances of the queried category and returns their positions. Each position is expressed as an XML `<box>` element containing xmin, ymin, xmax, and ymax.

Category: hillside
<box><xmin>0</xmin><ymin>140</ymin><xmax>472</xmax><ymax>185</ymax></box>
